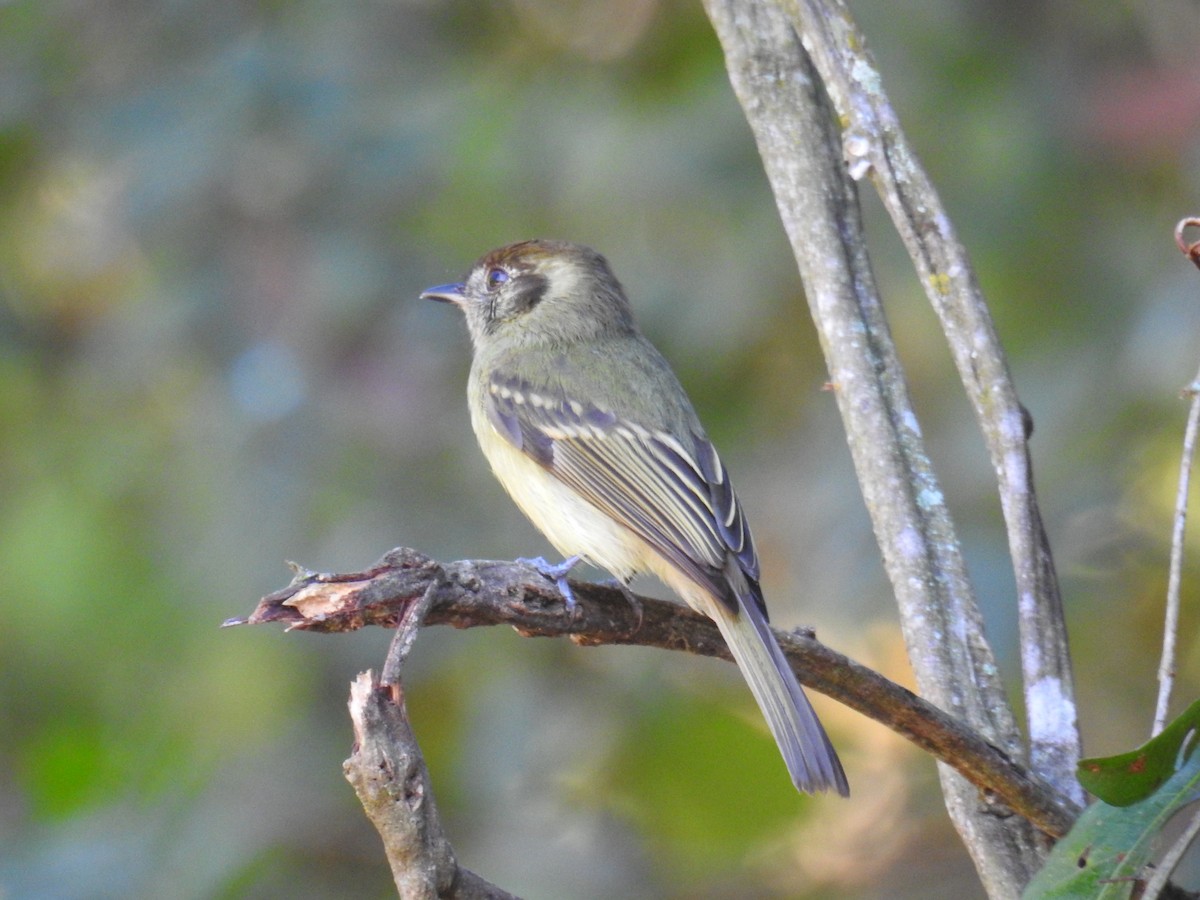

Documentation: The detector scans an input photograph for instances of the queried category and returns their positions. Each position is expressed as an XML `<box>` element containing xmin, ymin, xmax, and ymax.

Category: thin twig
<box><xmin>1176</xmin><ymin>218</ymin><xmax>1200</xmax><ymax>270</ymax></box>
<box><xmin>1141</xmin><ymin>804</ymin><xmax>1200</xmax><ymax>899</ymax></box>
<box><xmin>382</xmin><ymin>573</ymin><xmax>443</xmax><ymax>688</ymax></box>
<box><xmin>1157</xmin><ymin>217</ymin><xmax>1200</xmax><ymax>734</ymax></box>
<box><xmin>1156</xmin><ymin>379</ymin><xmax>1200</xmax><ymax>735</ymax></box>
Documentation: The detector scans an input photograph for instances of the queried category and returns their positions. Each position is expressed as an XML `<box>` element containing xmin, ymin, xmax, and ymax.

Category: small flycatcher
<box><xmin>422</xmin><ymin>239</ymin><xmax>848</xmax><ymax>795</ymax></box>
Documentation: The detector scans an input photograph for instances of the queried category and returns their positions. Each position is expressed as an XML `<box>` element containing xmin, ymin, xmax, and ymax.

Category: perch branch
<box><xmin>228</xmin><ymin>548</ymin><xmax>1080</xmax><ymax>840</ymax></box>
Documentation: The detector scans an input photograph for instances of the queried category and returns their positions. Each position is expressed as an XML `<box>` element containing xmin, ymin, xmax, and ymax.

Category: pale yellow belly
<box><xmin>466</xmin><ymin>377</ymin><xmax>720</xmax><ymax>618</ymax></box>
<box><xmin>473</xmin><ymin>411</ymin><xmax>648</xmax><ymax>580</ymax></box>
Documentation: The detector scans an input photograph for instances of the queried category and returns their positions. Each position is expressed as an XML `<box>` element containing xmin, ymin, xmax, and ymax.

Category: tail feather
<box><xmin>709</xmin><ymin>594</ymin><xmax>849</xmax><ymax>796</ymax></box>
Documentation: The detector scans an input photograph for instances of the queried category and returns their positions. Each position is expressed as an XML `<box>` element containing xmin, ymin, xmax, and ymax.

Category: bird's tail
<box><xmin>708</xmin><ymin>593</ymin><xmax>849</xmax><ymax>796</ymax></box>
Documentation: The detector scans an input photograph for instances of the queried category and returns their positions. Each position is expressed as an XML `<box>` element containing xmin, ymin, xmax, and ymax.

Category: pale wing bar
<box><xmin>486</xmin><ymin>374</ymin><xmax>762</xmax><ymax>614</ymax></box>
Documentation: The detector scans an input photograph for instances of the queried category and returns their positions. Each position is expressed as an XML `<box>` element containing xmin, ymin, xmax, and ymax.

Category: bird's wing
<box><xmin>485</xmin><ymin>371</ymin><xmax>761</xmax><ymax>615</ymax></box>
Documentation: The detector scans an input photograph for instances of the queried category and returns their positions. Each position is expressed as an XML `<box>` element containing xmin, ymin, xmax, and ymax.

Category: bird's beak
<box><xmin>420</xmin><ymin>282</ymin><xmax>467</xmax><ymax>304</ymax></box>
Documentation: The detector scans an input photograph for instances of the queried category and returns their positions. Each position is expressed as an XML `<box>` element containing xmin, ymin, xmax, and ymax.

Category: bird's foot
<box><xmin>600</xmin><ymin>578</ymin><xmax>644</xmax><ymax>633</ymax></box>
<box><xmin>517</xmin><ymin>555</ymin><xmax>582</xmax><ymax>614</ymax></box>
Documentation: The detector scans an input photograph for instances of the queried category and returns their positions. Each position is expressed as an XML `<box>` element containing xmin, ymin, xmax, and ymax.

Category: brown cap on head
<box><xmin>423</xmin><ymin>240</ymin><xmax>633</xmax><ymax>349</ymax></box>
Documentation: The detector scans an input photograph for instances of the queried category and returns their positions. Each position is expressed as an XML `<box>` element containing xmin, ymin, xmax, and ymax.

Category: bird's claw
<box><xmin>600</xmin><ymin>578</ymin><xmax>644</xmax><ymax>633</ymax></box>
<box><xmin>517</xmin><ymin>555</ymin><xmax>582</xmax><ymax>614</ymax></box>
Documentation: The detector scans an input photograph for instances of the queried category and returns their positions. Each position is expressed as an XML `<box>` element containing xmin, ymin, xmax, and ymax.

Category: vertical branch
<box><xmin>1158</xmin><ymin>218</ymin><xmax>1200</xmax><ymax>733</ymax></box>
<box><xmin>345</xmin><ymin>672</ymin><xmax>517</xmax><ymax>900</ymax></box>
<box><xmin>701</xmin><ymin>1</ymin><xmax>1046</xmax><ymax>894</ymax></box>
<box><xmin>345</xmin><ymin>672</ymin><xmax>456</xmax><ymax>899</ymax></box>
<box><xmin>1140</xmin><ymin>807</ymin><xmax>1200</xmax><ymax>899</ymax></box>
<box><xmin>1157</xmin><ymin>375</ymin><xmax>1200</xmax><ymax>734</ymax></box>
<box><xmin>344</xmin><ymin>573</ymin><xmax>515</xmax><ymax>899</ymax></box>
<box><xmin>785</xmin><ymin>0</ymin><xmax>1083</xmax><ymax>805</ymax></box>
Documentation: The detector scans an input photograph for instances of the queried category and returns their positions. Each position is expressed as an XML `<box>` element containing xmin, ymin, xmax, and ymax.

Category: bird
<box><xmin>421</xmin><ymin>239</ymin><xmax>848</xmax><ymax>795</ymax></box>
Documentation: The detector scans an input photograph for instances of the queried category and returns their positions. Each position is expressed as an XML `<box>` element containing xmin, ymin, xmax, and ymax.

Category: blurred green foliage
<box><xmin>2</xmin><ymin>0</ymin><xmax>1200</xmax><ymax>897</ymax></box>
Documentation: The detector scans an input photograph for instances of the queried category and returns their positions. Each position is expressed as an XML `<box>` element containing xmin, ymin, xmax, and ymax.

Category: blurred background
<box><xmin>2</xmin><ymin>1</ymin><xmax>1200</xmax><ymax>897</ymax></box>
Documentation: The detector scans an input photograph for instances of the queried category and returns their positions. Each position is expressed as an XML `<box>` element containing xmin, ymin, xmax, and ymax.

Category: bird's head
<box><xmin>421</xmin><ymin>240</ymin><xmax>635</xmax><ymax>351</ymax></box>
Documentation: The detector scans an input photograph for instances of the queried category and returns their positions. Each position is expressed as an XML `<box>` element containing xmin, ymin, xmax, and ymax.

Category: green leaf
<box><xmin>1022</xmin><ymin>750</ymin><xmax>1200</xmax><ymax>898</ymax></box>
<box><xmin>1077</xmin><ymin>697</ymin><xmax>1200</xmax><ymax>806</ymax></box>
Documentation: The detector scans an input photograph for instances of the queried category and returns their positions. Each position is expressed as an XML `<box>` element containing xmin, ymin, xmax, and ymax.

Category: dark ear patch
<box><xmin>509</xmin><ymin>272</ymin><xmax>548</xmax><ymax>314</ymax></box>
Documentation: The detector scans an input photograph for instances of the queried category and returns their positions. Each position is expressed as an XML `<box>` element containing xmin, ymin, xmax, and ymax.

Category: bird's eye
<box><xmin>485</xmin><ymin>268</ymin><xmax>509</xmax><ymax>290</ymax></box>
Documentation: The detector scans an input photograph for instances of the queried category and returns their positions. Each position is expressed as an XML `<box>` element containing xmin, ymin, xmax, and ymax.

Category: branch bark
<box><xmin>342</xmin><ymin>570</ymin><xmax>516</xmax><ymax>898</ymax></box>
<box><xmin>785</xmin><ymin>0</ymin><xmax>1082</xmax><ymax>810</ymax></box>
<box><xmin>345</xmin><ymin>671</ymin><xmax>517</xmax><ymax>900</ymax></box>
<box><xmin>228</xmin><ymin>548</ymin><xmax>1080</xmax><ymax>842</ymax></box>
<box><xmin>700</xmin><ymin>1</ymin><xmax>1052</xmax><ymax>893</ymax></box>
<box><xmin>1159</xmin><ymin>218</ymin><xmax>1200</xmax><ymax>733</ymax></box>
